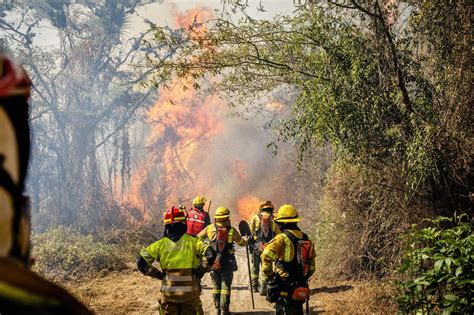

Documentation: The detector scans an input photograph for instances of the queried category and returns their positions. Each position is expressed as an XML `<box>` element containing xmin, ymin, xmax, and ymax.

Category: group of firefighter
<box><xmin>0</xmin><ymin>52</ymin><xmax>315</xmax><ymax>315</ymax></box>
<box><xmin>137</xmin><ymin>196</ymin><xmax>316</xmax><ymax>315</ymax></box>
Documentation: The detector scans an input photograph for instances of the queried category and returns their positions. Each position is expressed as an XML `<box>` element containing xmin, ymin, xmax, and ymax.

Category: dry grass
<box><xmin>310</xmin><ymin>278</ymin><xmax>396</xmax><ymax>314</ymax></box>
<box><xmin>67</xmin><ymin>251</ymin><xmax>397</xmax><ymax>314</ymax></box>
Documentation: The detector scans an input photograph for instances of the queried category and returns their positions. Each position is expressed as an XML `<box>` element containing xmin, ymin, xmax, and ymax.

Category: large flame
<box><xmin>119</xmin><ymin>7</ymin><xmax>292</xmax><ymax>223</ymax></box>
<box><xmin>236</xmin><ymin>195</ymin><xmax>264</xmax><ymax>220</ymax></box>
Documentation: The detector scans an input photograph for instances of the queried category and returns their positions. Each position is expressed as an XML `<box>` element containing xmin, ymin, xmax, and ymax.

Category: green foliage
<box><xmin>396</xmin><ymin>215</ymin><xmax>473</xmax><ymax>314</ymax></box>
<box><xmin>32</xmin><ymin>226</ymin><xmax>128</xmax><ymax>282</ymax></box>
<box><xmin>143</xmin><ymin>0</ymin><xmax>472</xmax><ymax>281</ymax></box>
<box><xmin>145</xmin><ymin>1</ymin><xmax>472</xmax><ymax>215</ymax></box>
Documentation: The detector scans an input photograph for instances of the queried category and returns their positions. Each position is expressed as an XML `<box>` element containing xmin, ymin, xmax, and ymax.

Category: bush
<box><xmin>93</xmin><ymin>224</ymin><xmax>161</xmax><ymax>259</ymax></box>
<box><xmin>314</xmin><ymin>164</ymin><xmax>417</xmax><ymax>279</ymax></box>
<box><xmin>32</xmin><ymin>226</ymin><xmax>128</xmax><ymax>282</ymax></box>
<box><xmin>396</xmin><ymin>214</ymin><xmax>473</xmax><ymax>314</ymax></box>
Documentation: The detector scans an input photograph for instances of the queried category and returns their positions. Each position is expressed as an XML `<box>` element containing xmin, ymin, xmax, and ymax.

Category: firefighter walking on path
<box><xmin>137</xmin><ymin>206</ymin><xmax>212</xmax><ymax>314</ymax></box>
<box><xmin>261</xmin><ymin>204</ymin><xmax>316</xmax><ymax>315</ymax></box>
<box><xmin>197</xmin><ymin>206</ymin><xmax>248</xmax><ymax>315</ymax></box>
<box><xmin>186</xmin><ymin>195</ymin><xmax>211</xmax><ymax>236</ymax></box>
<box><xmin>248</xmin><ymin>200</ymin><xmax>280</xmax><ymax>295</ymax></box>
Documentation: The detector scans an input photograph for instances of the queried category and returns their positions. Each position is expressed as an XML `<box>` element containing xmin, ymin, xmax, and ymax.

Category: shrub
<box><xmin>32</xmin><ymin>226</ymin><xmax>128</xmax><ymax>282</ymax></box>
<box><xmin>396</xmin><ymin>214</ymin><xmax>473</xmax><ymax>314</ymax></box>
<box><xmin>314</xmin><ymin>163</ymin><xmax>419</xmax><ymax>280</ymax></box>
<box><xmin>93</xmin><ymin>224</ymin><xmax>161</xmax><ymax>259</ymax></box>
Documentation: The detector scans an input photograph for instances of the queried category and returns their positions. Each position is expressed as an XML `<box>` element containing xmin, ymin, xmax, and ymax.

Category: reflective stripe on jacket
<box><xmin>260</xmin><ymin>229</ymin><xmax>316</xmax><ymax>280</ymax></box>
<box><xmin>197</xmin><ymin>223</ymin><xmax>247</xmax><ymax>246</ymax></box>
<box><xmin>139</xmin><ymin>234</ymin><xmax>206</xmax><ymax>303</ymax></box>
<box><xmin>0</xmin><ymin>258</ymin><xmax>92</xmax><ymax>314</ymax></box>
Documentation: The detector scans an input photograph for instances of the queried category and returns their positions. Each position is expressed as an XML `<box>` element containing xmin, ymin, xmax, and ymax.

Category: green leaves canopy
<box><xmin>145</xmin><ymin>1</ymin><xmax>472</xmax><ymax>212</ymax></box>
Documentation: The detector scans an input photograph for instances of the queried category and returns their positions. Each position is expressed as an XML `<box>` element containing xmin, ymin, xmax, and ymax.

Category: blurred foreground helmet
<box><xmin>0</xmin><ymin>52</ymin><xmax>31</xmax><ymax>264</ymax></box>
<box><xmin>0</xmin><ymin>51</ymin><xmax>92</xmax><ymax>314</ymax></box>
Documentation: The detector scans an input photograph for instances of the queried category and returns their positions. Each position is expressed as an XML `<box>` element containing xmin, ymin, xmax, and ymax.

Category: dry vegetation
<box><xmin>31</xmin><ymin>225</ymin><xmax>158</xmax><ymax>282</ymax></box>
<box><xmin>66</xmin><ymin>251</ymin><xmax>396</xmax><ymax>314</ymax></box>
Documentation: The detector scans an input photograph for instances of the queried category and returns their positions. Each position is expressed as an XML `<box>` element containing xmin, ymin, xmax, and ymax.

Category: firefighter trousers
<box><xmin>210</xmin><ymin>270</ymin><xmax>233</xmax><ymax>312</ymax></box>
<box><xmin>158</xmin><ymin>298</ymin><xmax>203</xmax><ymax>315</ymax></box>
<box><xmin>251</xmin><ymin>251</ymin><xmax>260</xmax><ymax>290</ymax></box>
<box><xmin>251</xmin><ymin>251</ymin><xmax>267</xmax><ymax>291</ymax></box>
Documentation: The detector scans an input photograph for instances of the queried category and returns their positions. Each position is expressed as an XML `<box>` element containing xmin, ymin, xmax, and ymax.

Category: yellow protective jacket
<box><xmin>261</xmin><ymin>229</ymin><xmax>316</xmax><ymax>280</ymax></box>
<box><xmin>139</xmin><ymin>233</ymin><xmax>207</xmax><ymax>303</ymax></box>
<box><xmin>248</xmin><ymin>212</ymin><xmax>280</xmax><ymax>241</ymax></box>
<box><xmin>197</xmin><ymin>222</ymin><xmax>247</xmax><ymax>247</ymax></box>
<box><xmin>0</xmin><ymin>258</ymin><xmax>92</xmax><ymax>314</ymax></box>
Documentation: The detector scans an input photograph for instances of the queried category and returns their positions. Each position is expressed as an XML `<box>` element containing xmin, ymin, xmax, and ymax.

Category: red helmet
<box><xmin>163</xmin><ymin>206</ymin><xmax>186</xmax><ymax>225</ymax></box>
<box><xmin>0</xmin><ymin>54</ymin><xmax>31</xmax><ymax>99</ymax></box>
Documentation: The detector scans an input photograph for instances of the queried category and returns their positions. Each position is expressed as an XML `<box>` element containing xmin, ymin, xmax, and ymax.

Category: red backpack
<box><xmin>186</xmin><ymin>208</ymin><xmax>208</xmax><ymax>236</ymax></box>
<box><xmin>211</xmin><ymin>226</ymin><xmax>232</xmax><ymax>271</ymax></box>
<box><xmin>283</xmin><ymin>231</ymin><xmax>313</xmax><ymax>302</ymax></box>
<box><xmin>284</xmin><ymin>231</ymin><xmax>313</xmax><ymax>279</ymax></box>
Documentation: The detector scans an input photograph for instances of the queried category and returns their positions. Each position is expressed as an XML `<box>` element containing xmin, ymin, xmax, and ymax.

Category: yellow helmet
<box><xmin>214</xmin><ymin>206</ymin><xmax>230</xmax><ymax>220</ymax></box>
<box><xmin>274</xmin><ymin>204</ymin><xmax>301</xmax><ymax>223</ymax></box>
<box><xmin>259</xmin><ymin>200</ymin><xmax>275</xmax><ymax>212</ymax></box>
<box><xmin>192</xmin><ymin>195</ymin><xmax>207</xmax><ymax>206</ymax></box>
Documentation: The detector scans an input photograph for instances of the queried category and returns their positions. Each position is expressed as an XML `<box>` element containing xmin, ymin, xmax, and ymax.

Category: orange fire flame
<box><xmin>119</xmin><ymin>7</ymin><xmax>291</xmax><ymax>223</ymax></box>
<box><xmin>236</xmin><ymin>195</ymin><xmax>264</xmax><ymax>220</ymax></box>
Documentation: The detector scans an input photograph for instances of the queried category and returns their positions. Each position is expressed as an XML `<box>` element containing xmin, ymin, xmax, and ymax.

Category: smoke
<box><xmin>120</xmin><ymin>7</ymin><xmax>295</xmax><ymax>224</ymax></box>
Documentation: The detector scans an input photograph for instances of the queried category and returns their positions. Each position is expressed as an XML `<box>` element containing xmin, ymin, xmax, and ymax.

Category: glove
<box><xmin>266</xmin><ymin>277</ymin><xmax>280</xmax><ymax>303</ymax></box>
<box><xmin>148</xmin><ymin>267</ymin><xmax>164</xmax><ymax>280</ymax></box>
<box><xmin>203</xmin><ymin>245</ymin><xmax>217</xmax><ymax>269</ymax></box>
<box><xmin>193</xmin><ymin>267</ymin><xmax>206</xmax><ymax>280</ymax></box>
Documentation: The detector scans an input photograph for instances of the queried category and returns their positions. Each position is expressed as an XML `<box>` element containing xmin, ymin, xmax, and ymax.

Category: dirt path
<box><xmin>69</xmin><ymin>249</ymin><xmax>395</xmax><ymax>314</ymax></box>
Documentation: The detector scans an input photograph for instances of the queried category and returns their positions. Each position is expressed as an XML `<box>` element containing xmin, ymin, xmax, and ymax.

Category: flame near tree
<box><xmin>121</xmin><ymin>8</ymin><xmax>292</xmax><ymax>223</ymax></box>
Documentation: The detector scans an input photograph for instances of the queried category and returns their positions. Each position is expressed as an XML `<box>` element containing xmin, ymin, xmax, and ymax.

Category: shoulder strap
<box><xmin>283</xmin><ymin>230</ymin><xmax>308</xmax><ymax>242</ymax></box>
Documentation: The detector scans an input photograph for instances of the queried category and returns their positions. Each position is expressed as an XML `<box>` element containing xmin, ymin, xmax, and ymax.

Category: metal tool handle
<box><xmin>245</xmin><ymin>244</ymin><xmax>255</xmax><ymax>309</ymax></box>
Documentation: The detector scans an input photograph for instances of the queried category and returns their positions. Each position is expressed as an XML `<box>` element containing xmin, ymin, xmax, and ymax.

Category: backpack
<box><xmin>185</xmin><ymin>208</ymin><xmax>208</xmax><ymax>236</ymax></box>
<box><xmin>210</xmin><ymin>225</ymin><xmax>237</xmax><ymax>272</ymax></box>
<box><xmin>281</xmin><ymin>231</ymin><xmax>313</xmax><ymax>302</ymax></box>
<box><xmin>283</xmin><ymin>230</ymin><xmax>313</xmax><ymax>279</ymax></box>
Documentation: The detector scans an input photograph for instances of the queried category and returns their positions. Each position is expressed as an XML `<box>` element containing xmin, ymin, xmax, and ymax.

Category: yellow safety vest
<box><xmin>140</xmin><ymin>234</ymin><xmax>205</xmax><ymax>303</ymax></box>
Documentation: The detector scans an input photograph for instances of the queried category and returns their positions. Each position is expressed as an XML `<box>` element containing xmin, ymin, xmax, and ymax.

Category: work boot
<box><xmin>259</xmin><ymin>281</ymin><xmax>267</xmax><ymax>296</ymax></box>
<box><xmin>251</xmin><ymin>278</ymin><xmax>259</xmax><ymax>293</ymax></box>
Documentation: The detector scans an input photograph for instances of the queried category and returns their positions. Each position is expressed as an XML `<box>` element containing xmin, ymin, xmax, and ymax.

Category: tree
<box><xmin>143</xmin><ymin>0</ymin><xmax>472</xmax><ymax>277</ymax></box>
<box><xmin>145</xmin><ymin>0</ymin><xmax>472</xmax><ymax>216</ymax></box>
<box><xmin>0</xmin><ymin>0</ymin><xmax>167</xmax><ymax>230</ymax></box>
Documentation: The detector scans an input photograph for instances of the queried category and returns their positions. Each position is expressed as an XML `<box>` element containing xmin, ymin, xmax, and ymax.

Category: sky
<box><xmin>33</xmin><ymin>0</ymin><xmax>296</xmax><ymax>46</ymax></box>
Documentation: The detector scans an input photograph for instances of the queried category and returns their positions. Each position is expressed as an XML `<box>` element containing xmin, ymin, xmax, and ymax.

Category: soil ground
<box><xmin>69</xmin><ymin>249</ymin><xmax>395</xmax><ymax>314</ymax></box>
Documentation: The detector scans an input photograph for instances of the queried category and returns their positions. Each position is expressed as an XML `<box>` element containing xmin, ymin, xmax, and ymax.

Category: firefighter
<box><xmin>248</xmin><ymin>200</ymin><xmax>280</xmax><ymax>295</ymax></box>
<box><xmin>197</xmin><ymin>206</ymin><xmax>247</xmax><ymax>315</ymax></box>
<box><xmin>137</xmin><ymin>206</ymin><xmax>213</xmax><ymax>314</ymax></box>
<box><xmin>186</xmin><ymin>195</ymin><xmax>211</xmax><ymax>236</ymax></box>
<box><xmin>0</xmin><ymin>50</ymin><xmax>91</xmax><ymax>314</ymax></box>
<box><xmin>261</xmin><ymin>205</ymin><xmax>316</xmax><ymax>315</ymax></box>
